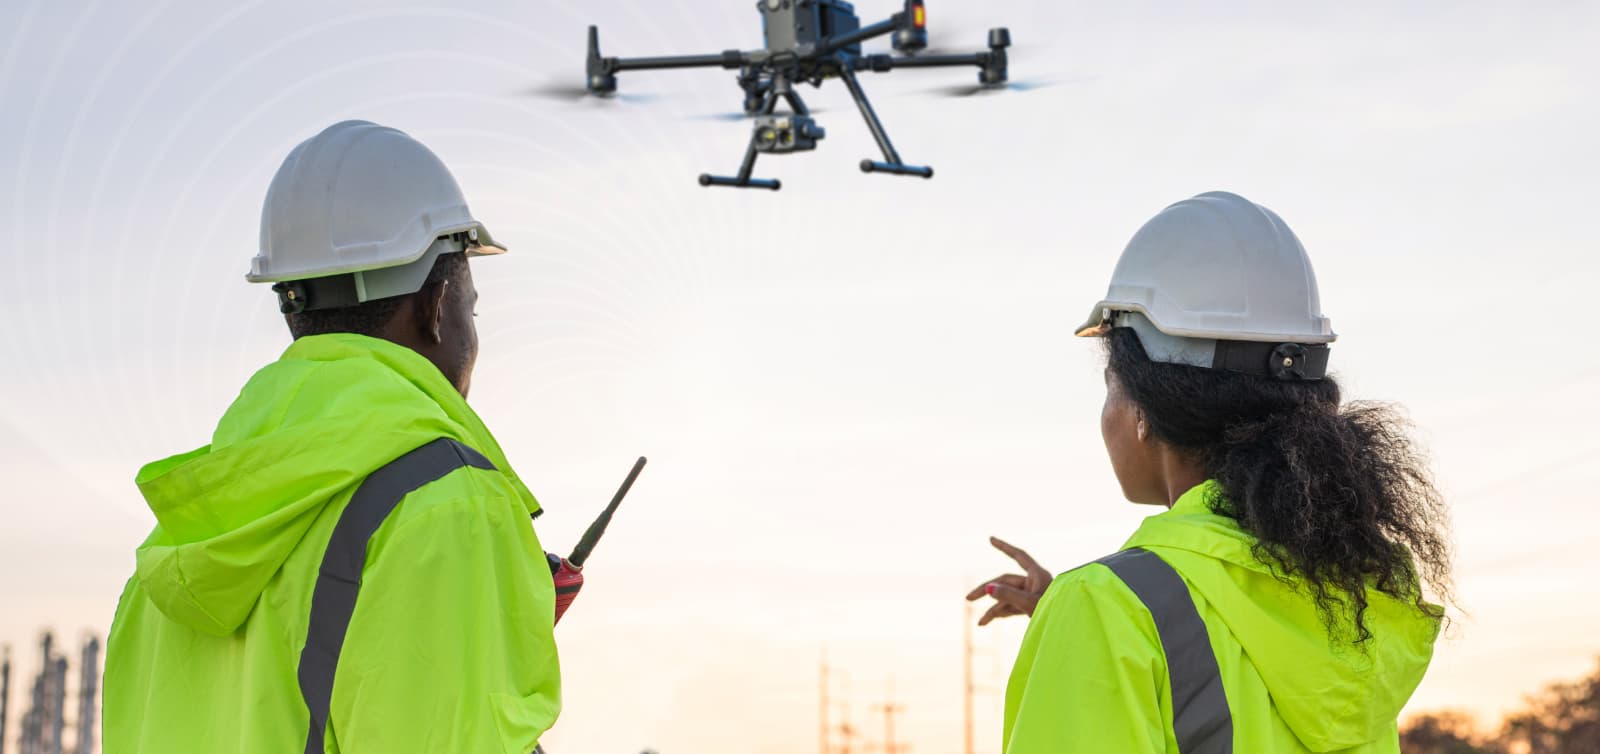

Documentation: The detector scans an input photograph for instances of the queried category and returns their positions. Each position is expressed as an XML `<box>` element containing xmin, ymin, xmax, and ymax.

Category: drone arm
<box><xmin>858</xmin><ymin>29</ymin><xmax>1011</xmax><ymax>85</ymax></box>
<box><xmin>868</xmin><ymin>52</ymin><xmax>987</xmax><ymax>69</ymax></box>
<box><xmin>820</xmin><ymin>16</ymin><xmax>900</xmax><ymax>55</ymax></box>
<box><xmin>608</xmin><ymin>50</ymin><xmax>748</xmax><ymax>73</ymax></box>
<box><xmin>586</xmin><ymin>26</ymin><xmax>747</xmax><ymax>94</ymax></box>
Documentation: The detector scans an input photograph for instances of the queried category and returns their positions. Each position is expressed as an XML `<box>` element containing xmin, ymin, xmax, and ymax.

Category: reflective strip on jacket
<box><xmin>1003</xmin><ymin>481</ymin><xmax>1441</xmax><ymax>754</ymax></box>
<box><xmin>105</xmin><ymin>334</ymin><xmax>559</xmax><ymax>753</ymax></box>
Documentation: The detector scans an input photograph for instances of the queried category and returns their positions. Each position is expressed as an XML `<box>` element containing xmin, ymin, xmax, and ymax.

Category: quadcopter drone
<box><xmin>577</xmin><ymin>0</ymin><xmax>1016</xmax><ymax>190</ymax></box>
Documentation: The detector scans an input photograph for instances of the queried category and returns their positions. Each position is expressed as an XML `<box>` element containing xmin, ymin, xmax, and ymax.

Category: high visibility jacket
<box><xmin>1003</xmin><ymin>481</ymin><xmax>1441</xmax><ymax>753</ymax></box>
<box><xmin>105</xmin><ymin>334</ymin><xmax>560</xmax><ymax>754</ymax></box>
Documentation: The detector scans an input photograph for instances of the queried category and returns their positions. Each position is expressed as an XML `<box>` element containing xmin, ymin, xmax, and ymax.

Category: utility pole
<box><xmin>819</xmin><ymin>650</ymin><xmax>830</xmax><ymax>754</ymax></box>
<box><xmin>963</xmin><ymin>600</ymin><xmax>975</xmax><ymax>754</ymax></box>
<box><xmin>76</xmin><ymin>636</ymin><xmax>99</xmax><ymax>754</ymax></box>
<box><xmin>830</xmin><ymin>659</ymin><xmax>857</xmax><ymax>754</ymax></box>
<box><xmin>871</xmin><ymin>683</ymin><xmax>908</xmax><ymax>754</ymax></box>
<box><xmin>835</xmin><ymin>697</ymin><xmax>857</xmax><ymax>754</ymax></box>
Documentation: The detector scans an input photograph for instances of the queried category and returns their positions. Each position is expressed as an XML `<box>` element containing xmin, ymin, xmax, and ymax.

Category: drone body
<box><xmin>582</xmin><ymin>0</ymin><xmax>1013</xmax><ymax>190</ymax></box>
<box><xmin>761</xmin><ymin>0</ymin><xmax>865</xmax><ymax>56</ymax></box>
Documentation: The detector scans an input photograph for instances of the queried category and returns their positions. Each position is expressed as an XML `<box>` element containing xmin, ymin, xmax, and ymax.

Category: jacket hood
<box><xmin>133</xmin><ymin>334</ymin><xmax>539</xmax><ymax>636</ymax></box>
<box><xmin>1124</xmin><ymin>481</ymin><xmax>1440</xmax><ymax>752</ymax></box>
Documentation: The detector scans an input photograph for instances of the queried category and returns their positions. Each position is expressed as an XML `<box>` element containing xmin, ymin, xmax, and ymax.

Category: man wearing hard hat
<box><xmin>104</xmin><ymin>121</ymin><xmax>562</xmax><ymax>752</ymax></box>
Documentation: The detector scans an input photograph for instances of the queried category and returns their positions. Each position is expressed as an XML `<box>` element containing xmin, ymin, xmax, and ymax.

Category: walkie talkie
<box><xmin>546</xmin><ymin>457</ymin><xmax>647</xmax><ymax>624</ymax></box>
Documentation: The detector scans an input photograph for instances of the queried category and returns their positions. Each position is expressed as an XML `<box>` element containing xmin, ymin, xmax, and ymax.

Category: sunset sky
<box><xmin>2</xmin><ymin>1</ymin><xmax>1598</xmax><ymax>752</ymax></box>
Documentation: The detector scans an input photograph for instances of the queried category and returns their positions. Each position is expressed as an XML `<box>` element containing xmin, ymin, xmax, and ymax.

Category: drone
<box><xmin>573</xmin><ymin>0</ymin><xmax>1018</xmax><ymax>190</ymax></box>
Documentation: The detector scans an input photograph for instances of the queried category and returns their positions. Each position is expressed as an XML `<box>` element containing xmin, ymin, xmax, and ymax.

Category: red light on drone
<box><xmin>913</xmin><ymin>4</ymin><xmax>926</xmax><ymax>28</ymax></box>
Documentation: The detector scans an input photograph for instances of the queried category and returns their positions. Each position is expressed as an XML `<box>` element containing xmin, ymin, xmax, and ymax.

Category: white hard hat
<box><xmin>248</xmin><ymin>120</ymin><xmax>506</xmax><ymax>311</ymax></box>
<box><xmin>1076</xmin><ymin>191</ymin><xmax>1336</xmax><ymax>380</ymax></box>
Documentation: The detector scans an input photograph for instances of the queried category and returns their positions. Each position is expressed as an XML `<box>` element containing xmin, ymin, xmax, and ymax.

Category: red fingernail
<box><xmin>984</xmin><ymin>583</ymin><xmax>997</xmax><ymax>596</ymax></box>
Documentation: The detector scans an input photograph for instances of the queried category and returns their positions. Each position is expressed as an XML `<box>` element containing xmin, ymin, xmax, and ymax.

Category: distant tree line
<box><xmin>1402</xmin><ymin>658</ymin><xmax>1600</xmax><ymax>754</ymax></box>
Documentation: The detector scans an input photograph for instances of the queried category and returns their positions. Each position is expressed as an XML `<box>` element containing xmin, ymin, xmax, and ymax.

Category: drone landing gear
<box><xmin>698</xmin><ymin>147</ymin><xmax>782</xmax><ymax>191</ymax></box>
<box><xmin>698</xmin><ymin>76</ymin><xmax>815</xmax><ymax>190</ymax></box>
<box><xmin>697</xmin><ymin>113</ymin><xmax>785</xmax><ymax>190</ymax></box>
<box><xmin>838</xmin><ymin>67</ymin><xmax>933</xmax><ymax>180</ymax></box>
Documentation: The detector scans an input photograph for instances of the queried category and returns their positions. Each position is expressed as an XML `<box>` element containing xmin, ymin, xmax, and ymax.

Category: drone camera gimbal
<box><xmin>754</xmin><ymin>115</ymin><xmax>826</xmax><ymax>154</ymax></box>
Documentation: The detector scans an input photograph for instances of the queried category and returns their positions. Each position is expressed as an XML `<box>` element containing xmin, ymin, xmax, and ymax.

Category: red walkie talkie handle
<box><xmin>550</xmin><ymin>556</ymin><xmax>584</xmax><ymax>624</ymax></box>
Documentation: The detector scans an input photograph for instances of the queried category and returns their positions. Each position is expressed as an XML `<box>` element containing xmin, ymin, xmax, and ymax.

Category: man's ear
<box><xmin>417</xmin><ymin>280</ymin><xmax>449</xmax><ymax>344</ymax></box>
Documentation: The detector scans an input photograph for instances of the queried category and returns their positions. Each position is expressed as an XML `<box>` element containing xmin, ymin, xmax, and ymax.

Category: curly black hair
<box><xmin>1105</xmin><ymin>327</ymin><xmax>1452</xmax><ymax>643</ymax></box>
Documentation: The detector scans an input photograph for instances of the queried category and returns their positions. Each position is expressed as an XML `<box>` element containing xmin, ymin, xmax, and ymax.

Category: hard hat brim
<box><xmin>1074</xmin><ymin>300</ymin><xmax>1337</xmax><ymax>344</ymax></box>
<box><xmin>464</xmin><ymin>221</ymin><xmax>507</xmax><ymax>258</ymax></box>
<box><xmin>1074</xmin><ymin>303</ymin><xmax>1114</xmax><ymax>338</ymax></box>
<box><xmin>248</xmin><ymin>219</ymin><xmax>507</xmax><ymax>284</ymax></box>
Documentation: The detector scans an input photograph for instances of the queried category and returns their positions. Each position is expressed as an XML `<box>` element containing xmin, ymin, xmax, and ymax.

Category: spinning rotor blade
<box><xmin>688</xmin><ymin>106</ymin><xmax>829</xmax><ymax>122</ymax></box>
<box><xmin>522</xmin><ymin>82</ymin><xmax>659</xmax><ymax>104</ymax></box>
<box><xmin>602</xmin><ymin>92</ymin><xmax>661</xmax><ymax>104</ymax></box>
<box><xmin>690</xmin><ymin>111</ymin><xmax>760</xmax><ymax>123</ymax></box>
<box><xmin>525</xmin><ymin>83</ymin><xmax>590</xmax><ymax>102</ymax></box>
<box><xmin>919</xmin><ymin>78</ymin><xmax>1058</xmax><ymax>98</ymax></box>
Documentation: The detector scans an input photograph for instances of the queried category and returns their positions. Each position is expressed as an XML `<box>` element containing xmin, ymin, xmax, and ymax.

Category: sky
<box><xmin>1</xmin><ymin>0</ymin><xmax>1598</xmax><ymax>752</ymax></box>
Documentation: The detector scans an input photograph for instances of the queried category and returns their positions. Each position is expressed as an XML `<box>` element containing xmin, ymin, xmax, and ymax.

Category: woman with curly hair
<box><xmin>972</xmin><ymin>192</ymin><xmax>1453</xmax><ymax>754</ymax></box>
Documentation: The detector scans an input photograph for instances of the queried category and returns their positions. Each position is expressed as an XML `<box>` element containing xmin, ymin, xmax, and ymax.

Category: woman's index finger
<box><xmin>989</xmin><ymin>536</ymin><xmax>1043</xmax><ymax>571</ymax></box>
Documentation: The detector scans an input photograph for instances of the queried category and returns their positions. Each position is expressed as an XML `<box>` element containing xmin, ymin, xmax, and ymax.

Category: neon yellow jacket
<box><xmin>1003</xmin><ymin>481</ymin><xmax>1440</xmax><ymax>753</ymax></box>
<box><xmin>105</xmin><ymin>334</ymin><xmax>560</xmax><ymax>753</ymax></box>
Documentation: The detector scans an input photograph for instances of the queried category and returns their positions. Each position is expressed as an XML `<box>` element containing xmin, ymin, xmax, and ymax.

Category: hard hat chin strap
<box><xmin>1211</xmin><ymin>339</ymin><xmax>1329</xmax><ymax>381</ymax></box>
<box><xmin>1115</xmin><ymin>312</ymin><xmax>1329</xmax><ymax>381</ymax></box>
<box><xmin>272</xmin><ymin>276</ymin><xmax>360</xmax><ymax>315</ymax></box>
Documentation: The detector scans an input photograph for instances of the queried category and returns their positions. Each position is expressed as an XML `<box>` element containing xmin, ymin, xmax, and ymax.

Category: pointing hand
<box><xmin>966</xmin><ymin>536</ymin><xmax>1053</xmax><ymax>626</ymax></box>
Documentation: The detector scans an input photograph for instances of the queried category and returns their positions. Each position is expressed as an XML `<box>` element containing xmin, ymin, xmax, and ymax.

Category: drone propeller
<box><xmin>522</xmin><ymin>83</ymin><xmax>659</xmax><ymax>105</ymax></box>
<box><xmin>525</xmin><ymin>83</ymin><xmax>589</xmax><ymax>102</ymax></box>
<box><xmin>918</xmin><ymin>78</ymin><xmax>1058</xmax><ymax>98</ymax></box>
<box><xmin>689</xmin><ymin>106</ymin><xmax>829</xmax><ymax>122</ymax></box>
<box><xmin>691</xmin><ymin>111</ymin><xmax>759</xmax><ymax>123</ymax></box>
